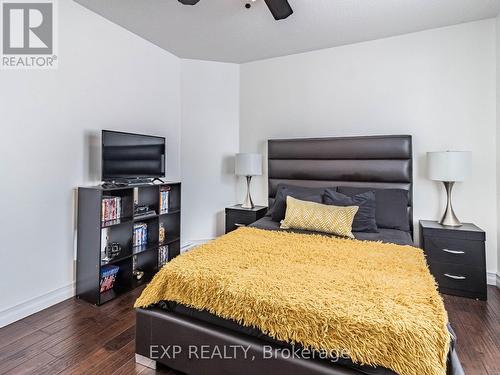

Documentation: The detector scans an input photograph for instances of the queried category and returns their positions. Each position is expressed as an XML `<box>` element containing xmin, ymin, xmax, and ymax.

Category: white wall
<box><xmin>0</xmin><ymin>0</ymin><xmax>182</xmax><ymax>326</ymax></box>
<box><xmin>240</xmin><ymin>20</ymin><xmax>498</xmax><ymax>277</ymax></box>
<box><xmin>180</xmin><ymin>59</ymin><xmax>240</xmax><ymax>243</ymax></box>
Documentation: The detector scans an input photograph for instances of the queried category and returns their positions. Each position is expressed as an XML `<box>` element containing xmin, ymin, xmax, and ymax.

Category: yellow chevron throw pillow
<box><xmin>281</xmin><ymin>196</ymin><xmax>358</xmax><ymax>238</ymax></box>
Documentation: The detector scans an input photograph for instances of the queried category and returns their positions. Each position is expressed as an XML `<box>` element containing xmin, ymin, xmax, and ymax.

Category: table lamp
<box><xmin>235</xmin><ymin>153</ymin><xmax>262</xmax><ymax>209</ymax></box>
<box><xmin>427</xmin><ymin>151</ymin><xmax>471</xmax><ymax>227</ymax></box>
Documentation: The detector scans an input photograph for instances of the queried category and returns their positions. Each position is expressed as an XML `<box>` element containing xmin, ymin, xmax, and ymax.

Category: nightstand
<box><xmin>419</xmin><ymin>220</ymin><xmax>487</xmax><ymax>300</ymax></box>
<box><xmin>225</xmin><ymin>205</ymin><xmax>267</xmax><ymax>234</ymax></box>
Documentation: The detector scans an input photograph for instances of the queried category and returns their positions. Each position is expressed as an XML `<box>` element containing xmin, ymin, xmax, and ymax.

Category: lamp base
<box><xmin>241</xmin><ymin>175</ymin><xmax>254</xmax><ymax>209</ymax></box>
<box><xmin>439</xmin><ymin>181</ymin><xmax>462</xmax><ymax>227</ymax></box>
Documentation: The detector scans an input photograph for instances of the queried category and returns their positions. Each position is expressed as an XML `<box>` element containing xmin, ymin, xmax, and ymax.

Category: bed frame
<box><xmin>135</xmin><ymin>135</ymin><xmax>413</xmax><ymax>375</ymax></box>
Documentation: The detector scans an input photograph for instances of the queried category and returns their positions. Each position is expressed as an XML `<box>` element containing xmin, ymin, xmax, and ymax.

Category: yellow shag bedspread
<box><xmin>135</xmin><ymin>227</ymin><xmax>450</xmax><ymax>375</ymax></box>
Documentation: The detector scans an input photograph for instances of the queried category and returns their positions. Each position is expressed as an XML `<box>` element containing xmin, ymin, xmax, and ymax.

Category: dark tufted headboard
<box><xmin>267</xmin><ymin>135</ymin><xmax>413</xmax><ymax>234</ymax></box>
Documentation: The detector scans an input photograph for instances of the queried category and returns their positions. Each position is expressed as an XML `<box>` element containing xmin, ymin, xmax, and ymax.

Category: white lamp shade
<box><xmin>235</xmin><ymin>153</ymin><xmax>262</xmax><ymax>176</ymax></box>
<box><xmin>427</xmin><ymin>151</ymin><xmax>471</xmax><ymax>182</ymax></box>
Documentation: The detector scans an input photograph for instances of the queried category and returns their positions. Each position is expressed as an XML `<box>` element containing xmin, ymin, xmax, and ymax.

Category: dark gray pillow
<box><xmin>323</xmin><ymin>189</ymin><xmax>378</xmax><ymax>233</ymax></box>
<box><xmin>337</xmin><ymin>187</ymin><xmax>410</xmax><ymax>232</ymax></box>
<box><xmin>270</xmin><ymin>184</ymin><xmax>329</xmax><ymax>222</ymax></box>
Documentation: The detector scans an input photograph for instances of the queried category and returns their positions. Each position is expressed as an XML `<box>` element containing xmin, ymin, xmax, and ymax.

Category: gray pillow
<box><xmin>337</xmin><ymin>187</ymin><xmax>410</xmax><ymax>232</ymax></box>
<box><xmin>270</xmin><ymin>184</ymin><xmax>330</xmax><ymax>222</ymax></box>
<box><xmin>323</xmin><ymin>189</ymin><xmax>378</xmax><ymax>233</ymax></box>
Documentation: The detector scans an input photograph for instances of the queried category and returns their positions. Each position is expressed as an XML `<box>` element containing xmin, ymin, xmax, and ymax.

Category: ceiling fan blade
<box><xmin>264</xmin><ymin>0</ymin><xmax>293</xmax><ymax>20</ymax></box>
<box><xmin>178</xmin><ymin>0</ymin><xmax>201</xmax><ymax>5</ymax></box>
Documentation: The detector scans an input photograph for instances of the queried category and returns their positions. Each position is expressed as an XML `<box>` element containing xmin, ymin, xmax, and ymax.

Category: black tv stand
<box><xmin>76</xmin><ymin>182</ymin><xmax>182</xmax><ymax>305</ymax></box>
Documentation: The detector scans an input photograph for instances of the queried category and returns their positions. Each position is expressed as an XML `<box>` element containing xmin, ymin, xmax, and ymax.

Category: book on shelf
<box><xmin>159</xmin><ymin>223</ymin><xmax>166</xmax><ymax>244</ymax></box>
<box><xmin>101</xmin><ymin>228</ymin><xmax>109</xmax><ymax>260</ymax></box>
<box><xmin>100</xmin><ymin>265</ymin><xmax>119</xmax><ymax>293</ymax></box>
<box><xmin>158</xmin><ymin>245</ymin><xmax>169</xmax><ymax>267</ymax></box>
<box><xmin>159</xmin><ymin>186</ymin><xmax>171</xmax><ymax>214</ymax></box>
<box><xmin>133</xmin><ymin>188</ymin><xmax>139</xmax><ymax>206</ymax></box>
<box><xmin>133</xmin><ymin>222</ymin><xmax>148</xmax><ymax>247</ymax></box>
<box><xmin>101</xmin><ymin>196</ymin><xmax>122</xmax><ymax>222</ymax></box>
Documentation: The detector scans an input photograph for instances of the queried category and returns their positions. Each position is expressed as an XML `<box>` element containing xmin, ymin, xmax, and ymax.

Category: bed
<box><xmin>135</xmin><ymin>135</ymin><xmax>463</xmax><ymax>375</ymax></box>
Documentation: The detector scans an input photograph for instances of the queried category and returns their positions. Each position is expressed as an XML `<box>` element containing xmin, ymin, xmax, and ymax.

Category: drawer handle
<box><xmin>234</xmin><ymin>223</ymin><xmax>246</xmax><ymax>227</ymax></box>
<box><xmin>442</xmin><ymin>249</ymin><xmax>465</xmax><ymax>255</ymax></box>
<box><xmin>444</xmin><ymin>273</ymin><xmax>466</xmax><ymax>280</ymax></box>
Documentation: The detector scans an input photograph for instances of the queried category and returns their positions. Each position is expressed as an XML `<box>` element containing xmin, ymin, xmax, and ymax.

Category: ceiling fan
<box><xmin>178</xmin><ymin>0</ymin><xmax>293</xmax><ymax>20</ymax></box>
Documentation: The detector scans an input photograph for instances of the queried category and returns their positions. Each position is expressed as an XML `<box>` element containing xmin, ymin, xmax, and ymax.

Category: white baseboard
<box><xmin>486</xmin><ymin>272</ymin><xmax>499</xmax><ymax>287</ymax></box>
<box><xmin>0</xmin><ymin>283</ymin><xmax>75</xmax><ymax>328</ymax></box>
<box><xmin>0</xmin><ymin>240</ymin><xmax>212</xmax><ymax>328</ymax></box>
<box><xmin>181</xmin><ymin>238</ymin><xmax>214</xmax><ymax>253</ymax></box>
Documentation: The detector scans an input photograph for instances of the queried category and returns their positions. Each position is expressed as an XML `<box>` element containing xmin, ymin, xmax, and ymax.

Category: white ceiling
<box><xmin>75</xmin><ymin>0</ymin><xmax>500</xmax><ymax>63</ymax></box>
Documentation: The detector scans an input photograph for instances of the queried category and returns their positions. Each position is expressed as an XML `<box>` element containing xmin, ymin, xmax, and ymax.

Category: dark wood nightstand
<box><xmin>225</xmin><ymin>205</ymin><xmax>267</xmax><ymax>234</ymax></box>
<box><xmin>419</xmin><ymin>220</ymin><xmax>487</xmax><ymax>300</ymax></box>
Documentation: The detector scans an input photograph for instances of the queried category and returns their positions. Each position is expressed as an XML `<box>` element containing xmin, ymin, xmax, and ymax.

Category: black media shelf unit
<box><xmin>76</xmin><ymin>182</ymin><xmax>181</xmax><ymax>305</ymax></box>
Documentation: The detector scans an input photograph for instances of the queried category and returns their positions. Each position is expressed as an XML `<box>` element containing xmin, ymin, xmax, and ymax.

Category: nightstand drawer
<box><xmin>225</xmin><ymin>205</ymin><xmax>268</xmax><ymax>234</ymax></box>
<box><xmin>226</xmin><ymin>211</ymin><xmax>256</xmax><ymax>226</ymax></box>
<box><xmin>225</xmin><ymin>213</ymin><xmax>254</xmax><ymax>232</ymax></box>
<box><xmin>423</xmin><ymin>236</ymin><xmax>484</xmax><ymax>267</ymax></box>
<box><xmin>428</xmin><ymin>262</ymin><xmax>486</xmax><ymax>294</ymax></box>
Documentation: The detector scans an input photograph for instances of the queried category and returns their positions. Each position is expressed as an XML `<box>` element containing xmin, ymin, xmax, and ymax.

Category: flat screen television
<box><xmin>101</xmin><ymin>130</ymin><xmax>165</xmax><ymax>181</ymax></box>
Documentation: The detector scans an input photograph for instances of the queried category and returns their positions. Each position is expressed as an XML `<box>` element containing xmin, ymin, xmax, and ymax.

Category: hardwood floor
<box><xmin>443</xmin><ymin>287</ymin><xmax>500</xmax><ymax>375</ymax></box>
<box><xmin>0</xmin><ymin>286</ymin><xmax>499</xmax><ymax>374</ymax></box>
